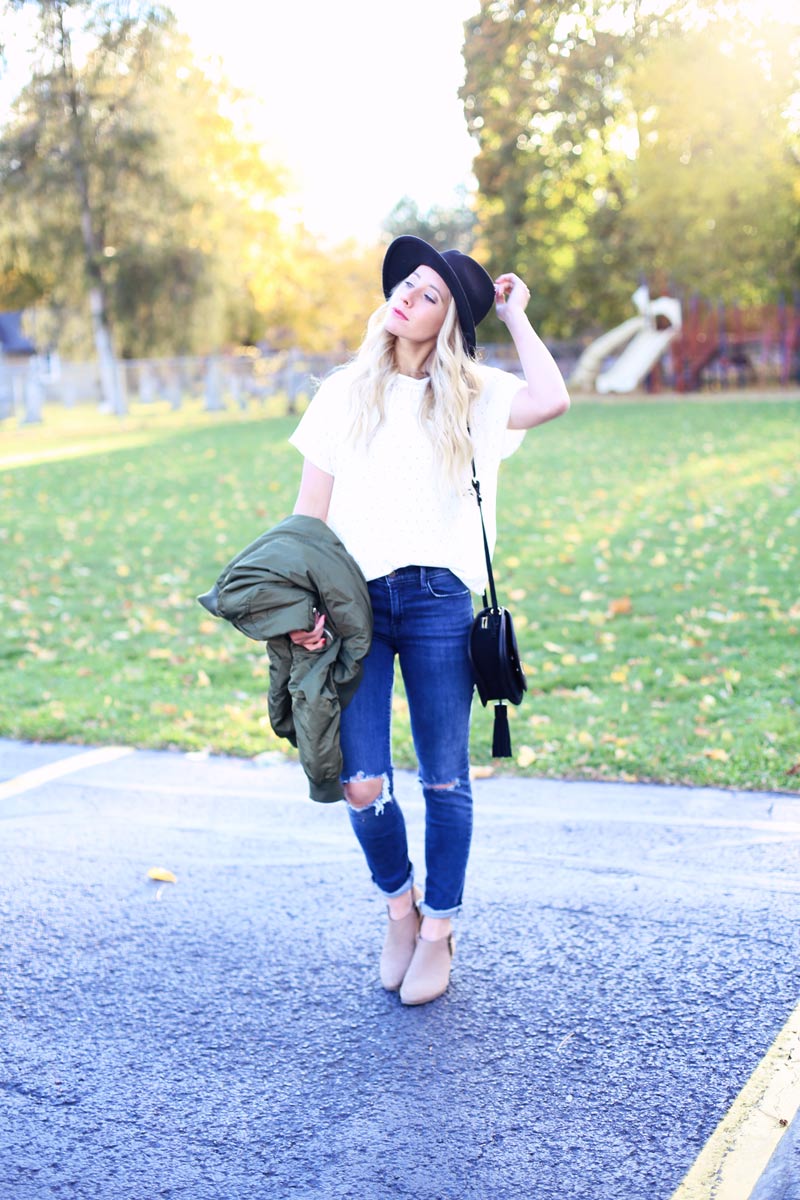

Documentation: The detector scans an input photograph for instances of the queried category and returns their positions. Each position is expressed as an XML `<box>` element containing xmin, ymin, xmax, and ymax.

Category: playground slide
<box><xmin>596</xmin><ymin>326</ymin><xmax>678</xmax><ymax>394</ymax></box>
<box><xmin>568</xmin><ymin>316</ymin><xmax>645</xmax><ymax>391</ymax></box>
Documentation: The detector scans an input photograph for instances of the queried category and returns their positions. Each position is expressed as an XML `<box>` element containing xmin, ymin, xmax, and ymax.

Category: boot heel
<box><xmin>399</xmin><ymin>933</ymin><xmax>455</xmax><ymax>1006</ymax></box>
<box><xmin>380</xmin><ymin>885</ymin><xmax>422</xmax><ymax>991</ymax></box>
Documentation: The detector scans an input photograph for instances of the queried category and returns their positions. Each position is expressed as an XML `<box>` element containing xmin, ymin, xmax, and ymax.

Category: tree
<box><xmin>628</xmin><ymin>16</ymin><xmax>800</xmax><ymax>304</ymax></box>
<box><xmin>105</xmin><ymin>41</ymin><xmax>288</xmax><ymax>357</ymax></box>
<box><xmin>461</xmin><ymin>2</ymin><xmax>652</xmax><ymax>338</ymax></box>
<box><xmin>383</xmin><ymin>188</ymin><xmax>477</xmax><ymax>253</ymax></box>
<box><xmin>0</xmin><ymin>0</ymin><xmax>177</xmax><ymax>408</ymax></box>
<box><xmin>461</xmin><ymin>1</ymin><xmax>800</xmax><ymax>336</ymax></box>
<box><xmin>3</xmin><ymin>6</ymin><xmax>500</xmax><ymax>365</ymax></box>
<box><xmin>0</xmin><ymin>2</ymin><xmax>296</xmax><ymax>369</ymax></box>
<box><xmin>248</xmin><ymin>225</ymin><xmax>382</xmax><ymax>354</ymax></box>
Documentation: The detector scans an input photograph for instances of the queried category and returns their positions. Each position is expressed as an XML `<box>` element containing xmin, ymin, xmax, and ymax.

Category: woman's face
<box><xmin>384</xmin><ymin>264</ymin><xmax>452</xmax><ymax>346</ymax></box>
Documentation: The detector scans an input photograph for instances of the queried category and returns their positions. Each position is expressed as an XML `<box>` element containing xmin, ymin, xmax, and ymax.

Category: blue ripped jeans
<box><xmin>339</xmin><ymin>565</ymin><xmax>475</xmax><ymax>919</ymax></box>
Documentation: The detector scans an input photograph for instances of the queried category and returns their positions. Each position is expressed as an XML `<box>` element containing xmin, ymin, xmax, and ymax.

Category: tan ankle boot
<box><xmin>380</xmin><ymin>887</ymin><xmax>422</xmax><ymax>991</ymax></box>
<box><xmin>399</xmin><ymin>933</ymin><xmax>455</xmax><ymax>1006</ymax></box>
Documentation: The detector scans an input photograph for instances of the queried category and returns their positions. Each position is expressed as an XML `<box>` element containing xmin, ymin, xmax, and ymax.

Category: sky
<box><xmin>166</xmin><ymin>0</ymin><xmax>482</xmax><ymax>243</ymax></box>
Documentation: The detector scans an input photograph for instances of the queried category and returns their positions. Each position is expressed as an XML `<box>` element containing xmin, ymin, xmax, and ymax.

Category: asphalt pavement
<box><xmin>1</xmin><ymin>737</ymin><xmax>798</xmax><ymax>1200</ymax></box>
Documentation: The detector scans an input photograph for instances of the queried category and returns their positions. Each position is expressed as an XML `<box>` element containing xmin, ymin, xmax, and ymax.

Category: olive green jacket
<box><xmin>198</xmin><ymin>515</ymin><xmax>372</xmax><ymax>803</ymax></box>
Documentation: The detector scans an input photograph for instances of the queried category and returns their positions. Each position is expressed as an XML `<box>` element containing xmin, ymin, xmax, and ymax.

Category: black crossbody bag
<box><xmin>468</xmin><ymin>461</ymin><xmax>527</xmax><ymax>758</ymax></box>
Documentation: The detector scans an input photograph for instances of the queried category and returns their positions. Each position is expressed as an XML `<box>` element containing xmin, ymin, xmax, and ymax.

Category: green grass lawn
<box><xmin>1</xmin><ymin>391</ymin><xmax>798</xmax><ymax>793</ymax></box>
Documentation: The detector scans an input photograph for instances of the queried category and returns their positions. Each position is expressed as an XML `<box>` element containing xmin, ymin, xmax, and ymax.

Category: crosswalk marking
<box><xmin>0</xmin><ymin>745</ymin><xmax>133</xmax><ymax>801</ymax></box>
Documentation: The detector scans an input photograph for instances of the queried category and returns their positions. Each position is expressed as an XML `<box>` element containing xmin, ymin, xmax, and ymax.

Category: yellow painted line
<box><xmin>0</xmin><ymin>745</ymin><xmax>133</xmax><ymax>801</ymax></box>
<box><xmin>671</xmin><ymin>1001</ymin><xmax>800</xmax><ymax>1200</ymax></box>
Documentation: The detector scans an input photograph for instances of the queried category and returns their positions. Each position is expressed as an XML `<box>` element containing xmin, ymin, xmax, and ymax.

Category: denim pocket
<box><xmin>425</xmin><ymin>568</ymin><xmax>470</xmax><ymax>598</ymax></box>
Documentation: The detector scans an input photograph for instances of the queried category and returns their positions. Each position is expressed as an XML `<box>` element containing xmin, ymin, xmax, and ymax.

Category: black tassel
<box><xmin>491</xmin><ymin>703</ymin><xmax>512</xmax><ymax>758</ymax></box>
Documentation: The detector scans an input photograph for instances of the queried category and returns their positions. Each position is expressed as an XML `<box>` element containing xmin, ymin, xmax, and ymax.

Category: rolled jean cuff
<box><xmin>377</xmin><ymin>870</ymin><xmax>415</xmax><ymax>900</ymax></box>
<box><xmin>419</xmin><ymin>901</ymin><xmax>461</xmax><ymax>920</ymax></box>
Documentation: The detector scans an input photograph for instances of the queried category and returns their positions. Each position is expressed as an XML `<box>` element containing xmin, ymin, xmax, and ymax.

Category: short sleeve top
<box><xmin>289</xmin><ymin>362</ymin><xmax>525</xmax><ymax>592</ymax></box>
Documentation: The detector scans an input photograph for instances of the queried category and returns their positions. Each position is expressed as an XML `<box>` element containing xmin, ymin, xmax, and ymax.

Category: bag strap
<box><xmin>471</xmin><ymin>457</ymin><xmax>499</xmax><ymax>611</ymax></box>
<box><xmin>471</xmin><ymin>455</ymin><xmax>513</xmax><ymax>758</ymax></box>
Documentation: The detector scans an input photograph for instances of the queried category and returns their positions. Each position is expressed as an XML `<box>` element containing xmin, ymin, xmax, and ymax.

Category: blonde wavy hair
<box><xmin>341</xmin><ymin>291</ymin><xmax>484</xmax><ymax>492</ymax></box>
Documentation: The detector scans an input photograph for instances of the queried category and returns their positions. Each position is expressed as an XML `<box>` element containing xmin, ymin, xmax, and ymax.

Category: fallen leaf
<box><xmin>517</xmin><ymin>745</ymin><xmax>537</xmax><ymax>768</ymax></box>
<box><xmin>608</xmin><ymin>596</ymin><xmax>632</xmax><ymax>616</ymax></box>
<box><xmin>147</xmin><ymin>867</ymin><xmax>177</xmax><ymax>883</ymax></box>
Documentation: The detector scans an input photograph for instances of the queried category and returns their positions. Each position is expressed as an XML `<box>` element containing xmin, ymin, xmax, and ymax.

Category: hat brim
<box><xmin>382</xmin><ymin>236</ymin><xmax>478</xmax><ymax>354</ymax></box>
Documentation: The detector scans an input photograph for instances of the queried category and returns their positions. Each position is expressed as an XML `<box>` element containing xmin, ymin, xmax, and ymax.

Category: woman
<box><xmin>289</xmin><ymin>235</ymin><xmax>569</xmax><ymax>1005</ymax></box>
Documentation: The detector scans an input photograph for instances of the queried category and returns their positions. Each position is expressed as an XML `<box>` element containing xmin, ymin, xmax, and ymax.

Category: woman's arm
<box><xmin>293</xmin><ymin>458</ymin><xmax>334</xmax><ymax>522</ymax></box>
<box><xmin>289</xmin><ymin>459</ymin><xmax>335</xmax><ymax>649</ymax></box>
<box><xmin>494</xmin><ymin>273</ymin><xmax>571</xmax><ymax>430</ymax></box>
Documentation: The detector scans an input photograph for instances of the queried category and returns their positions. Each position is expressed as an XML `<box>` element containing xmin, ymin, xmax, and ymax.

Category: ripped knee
<box><xmin>421</xmin><ymin>776</ymin><xmax>460</xmax><ymax>792</ymax></box>
<box><xmin>343</xmin><ymin>775</ymin><xmax>387</xmax><ymax>810</ymax></box>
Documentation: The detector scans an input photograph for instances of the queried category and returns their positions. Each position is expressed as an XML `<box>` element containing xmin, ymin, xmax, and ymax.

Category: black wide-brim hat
<box><xmin>382</xmin><ymin>235</ymin><xmax>496</xmax><ymax>356</ymax></box>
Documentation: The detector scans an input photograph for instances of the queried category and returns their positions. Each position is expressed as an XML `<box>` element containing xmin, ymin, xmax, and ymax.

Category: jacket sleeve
<box><xmin>286</xmin><ymin>641</ymin><xmax>346</xmax><ymax>803</ymax></box>
<box><xmin>266</xmin><ymin>641</ymin><xmax>296</xmax><ymax>746</ymax></box>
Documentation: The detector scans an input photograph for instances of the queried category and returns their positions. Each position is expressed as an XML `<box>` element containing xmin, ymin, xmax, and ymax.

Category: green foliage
<box><xmin>0</xmin><ymin>394</ymin><xmax>798</xmax><ymax>794</ymax></box>
<box><xmin>462</xmin><ymin>2</ymin><xmax>800</xmax><ymax>336</ymax></box>
<box><xmin>461</xmin><ymin>2</ymin><xmax>645</xmax><ymax>337</ymax></box>
<box><xmin>0</xmin><ymin>1</ymin><xmax>287</xmax><ymax>358</ymax></box>
<box><xmin>383</xmin><ymin>189</ymin><xmax>477</xmax><ymax>253</ymax></box>
<box><xmin>0</xmin><ymin>2</ymin><xmax>388</xmax><ymax>358</ymax></box>
<box><xmin>629</xmin><ymin>18</ymin><xmax>800</xmax><ymax>304</ymax></box>
<box><xmin>0</xmin><ymin>0</ymin><xmax>176</xmax><ymax>370</ymax></box>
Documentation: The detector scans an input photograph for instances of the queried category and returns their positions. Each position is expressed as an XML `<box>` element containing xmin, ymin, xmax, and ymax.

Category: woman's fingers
<box><xmin>494</xmin><ymin>272</ymin><xmax>530</xmax><ymax>306</ymax></box>
<box><xmin>288</xmin><ymin>611</ymin><xmax>327</xmax><ymax>650</ymax></box>
<box><xmin>494</xmin><ymin>274</ymin><xmax>531</xmax><ymax>324</ymax></box>
<box><xmin>289</xmin><ymin>631</ymin><xmax>325</xmax><ymax>649</ymax></box>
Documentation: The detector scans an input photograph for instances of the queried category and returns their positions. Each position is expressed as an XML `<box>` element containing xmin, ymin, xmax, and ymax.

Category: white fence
<box><xmin>0</xmin><ymin>342</ymin><xmax>585</xmax><ymax>426</ymax></box>
<box><xmin>0</xmin><ymin>348</ymin><xmax>349</xmax><ymax>425</ymax></box>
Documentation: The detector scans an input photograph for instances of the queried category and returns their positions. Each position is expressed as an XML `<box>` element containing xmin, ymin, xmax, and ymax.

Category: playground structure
<box><xmin>671</xmin><ymin>296</ymin><xmax>799</xmax><ymax>392</ymax></box>
<box><xmin>569</xmin><ymin>285</ymin><xmax>682</xmax><ymax>394</ymax></box>
<box><xmin>570</xmin><ymin>288</ymin><xmax>800</xmax><ymax>393</ymax></box>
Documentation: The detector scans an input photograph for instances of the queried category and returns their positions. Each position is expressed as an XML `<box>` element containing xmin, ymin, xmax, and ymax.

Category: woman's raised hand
<box><xmin>494</xmin><ymin>273</ymin><xmax>531</xmax><ymax>323</ymax></box>
<box><xmin>289</xmin><ymin>610</ymin><xmax>327</xmax><ymax>651</ymax></box>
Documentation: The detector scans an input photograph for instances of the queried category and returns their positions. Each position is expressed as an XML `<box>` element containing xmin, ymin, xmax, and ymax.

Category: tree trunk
<box><xmin>58</xmin><ymin>5</ymin><xmax>125</xmax><ymax>414</ymax></box>
<box><xmin>88</xmin><ymin>284</ymin><xmax>125</xmax><ymax>414</ymax></box>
